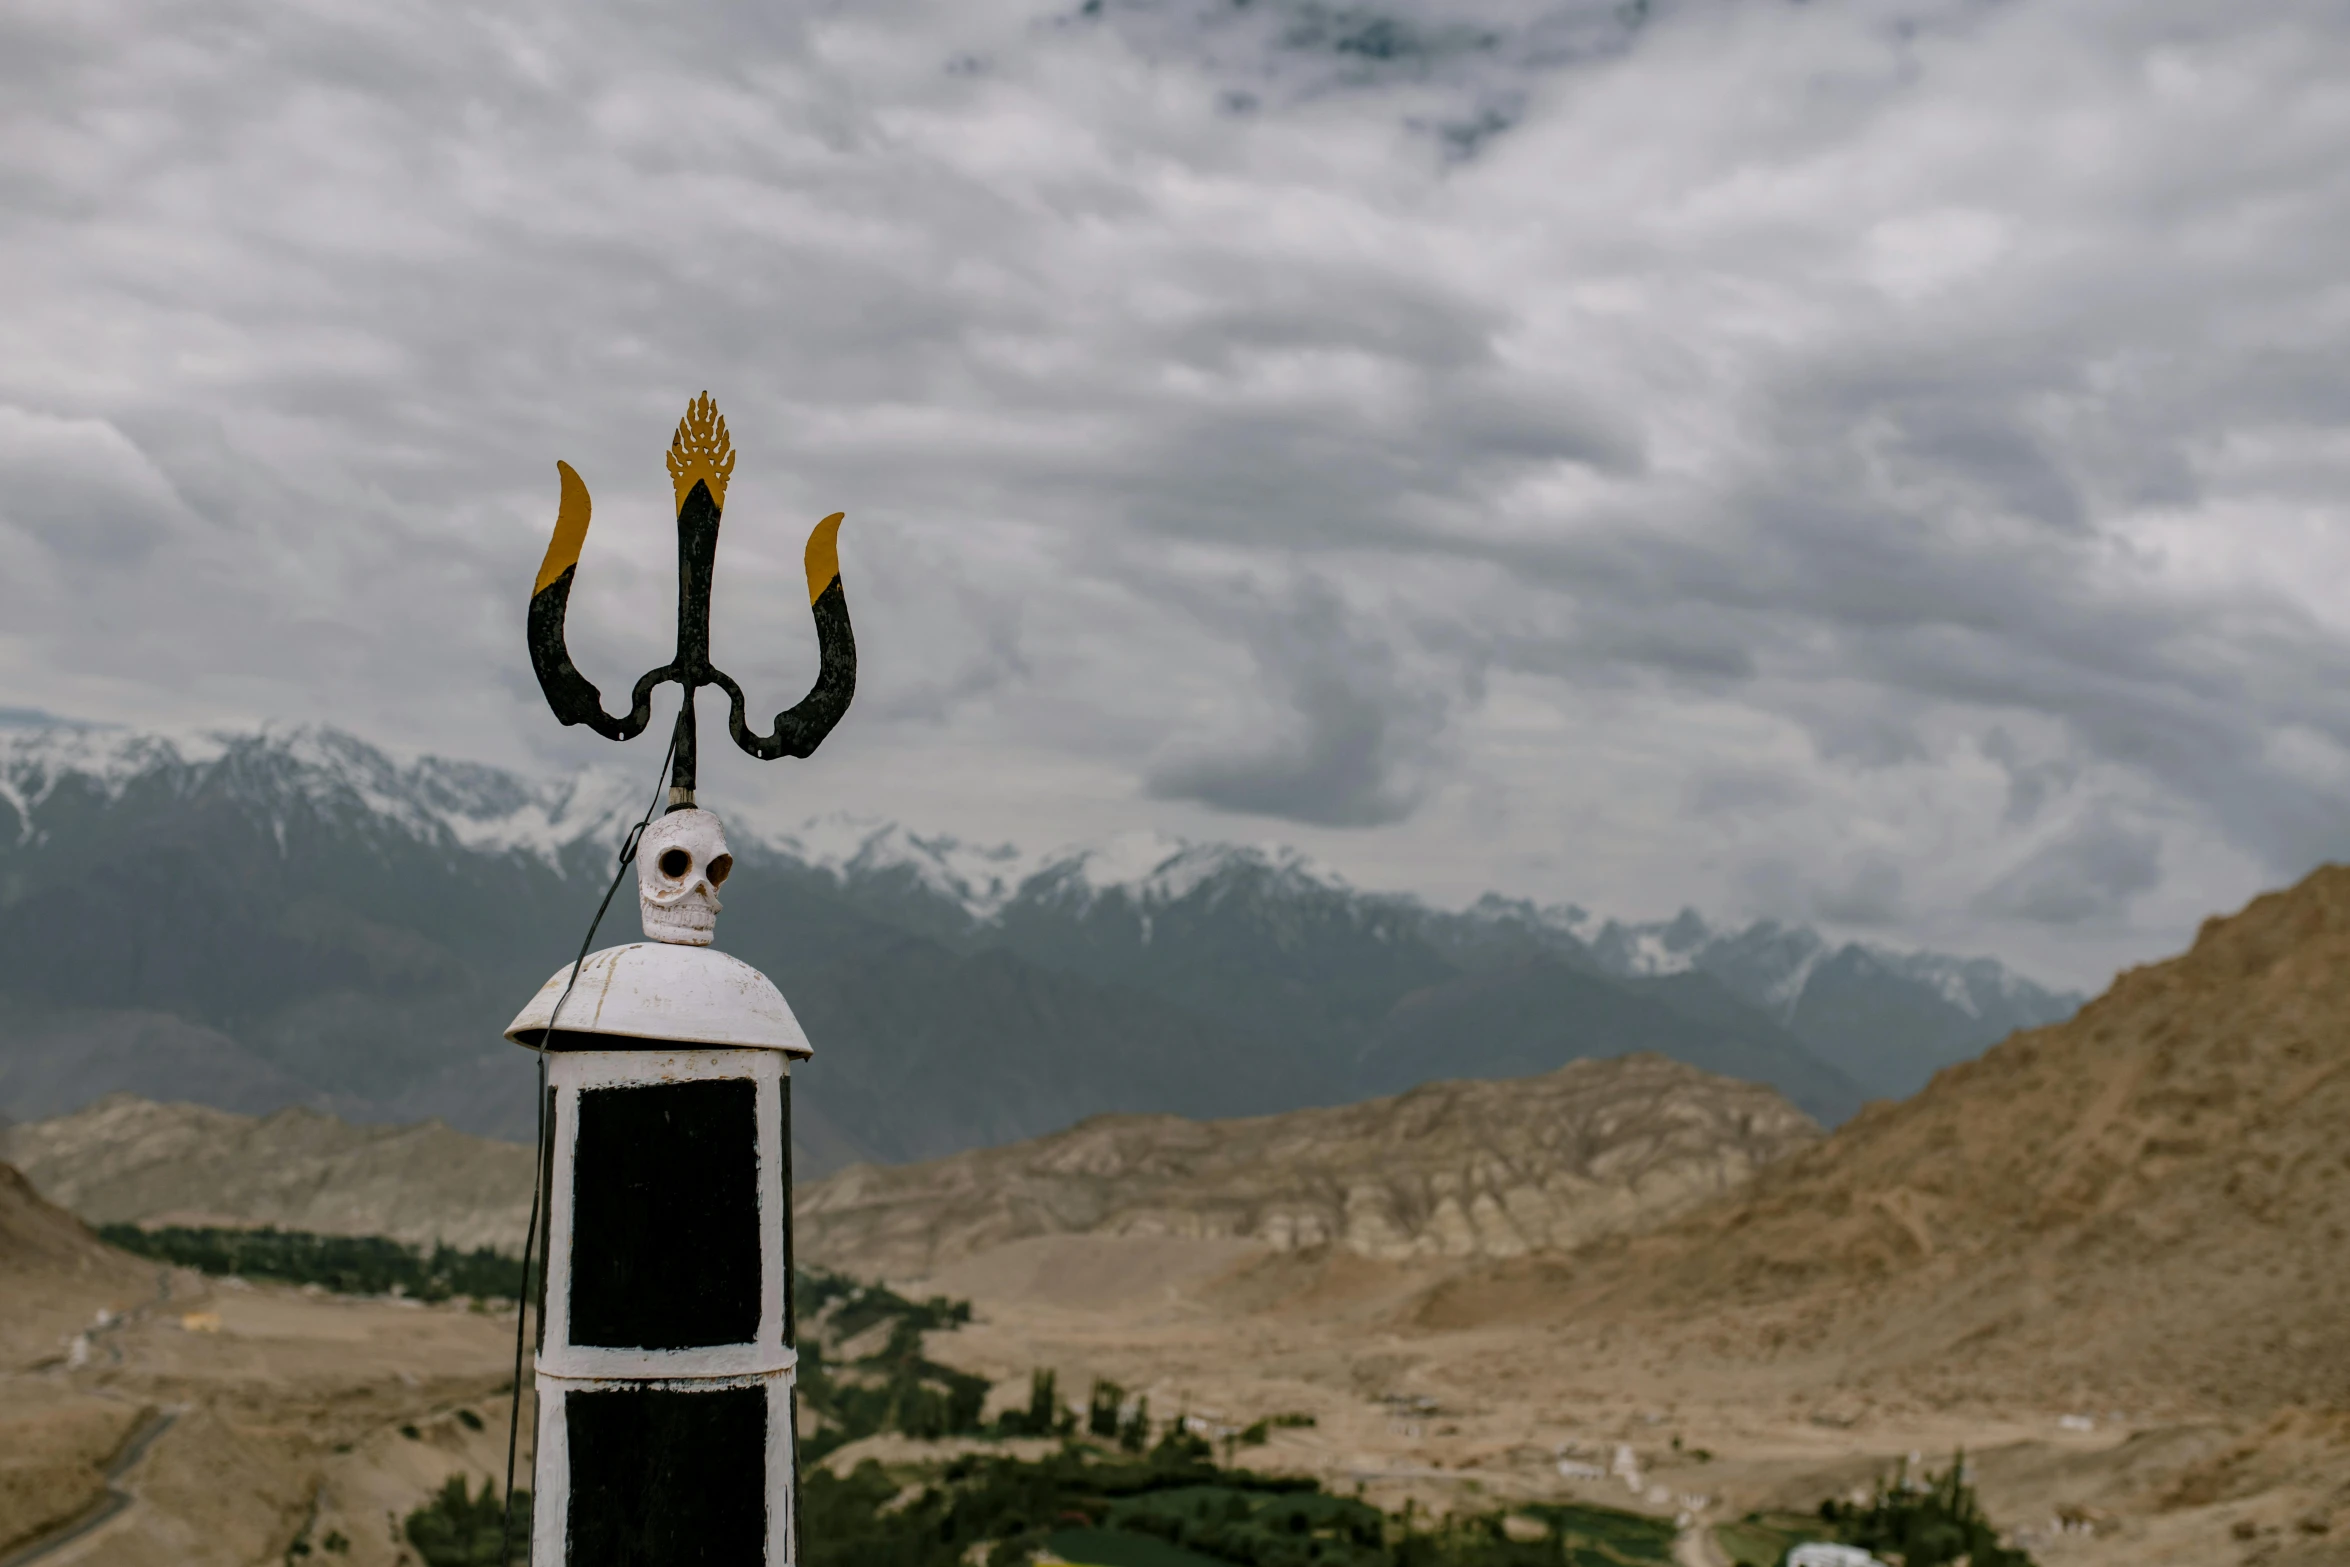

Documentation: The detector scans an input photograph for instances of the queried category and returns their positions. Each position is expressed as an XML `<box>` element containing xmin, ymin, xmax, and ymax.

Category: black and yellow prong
<box><xmin>527</xmin><ymin>459</ymin><xmax>643</xmax><ymax>741</ymax></box>
<box><xmin>719</xmin><ymin>509</ymin><xmax>855</xmax><ymax>761</ymax></box>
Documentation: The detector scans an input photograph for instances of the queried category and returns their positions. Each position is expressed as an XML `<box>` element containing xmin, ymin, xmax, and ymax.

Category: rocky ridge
<box><xmin>796</xmin><ymin>1052</ymin><xmax>1820</xmax><ymax>1279</ymax></box>
<box><xmin>0</xmin><ymin>1095</ymin><xmax>533</xmax><ymax>1253</ymax></box>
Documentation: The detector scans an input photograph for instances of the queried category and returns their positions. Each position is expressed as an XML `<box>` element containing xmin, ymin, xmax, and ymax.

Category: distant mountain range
<box><xmin>0</xmin><ymin>722</ymin><xmax>2081</xmax><ymax>1174</ymax></box>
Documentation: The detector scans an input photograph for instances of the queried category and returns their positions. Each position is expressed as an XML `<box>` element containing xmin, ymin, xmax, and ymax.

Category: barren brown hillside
<box><xmin>0</xmin><ymin>1158</ymin><xmax>534</xmax><ymax>1566</ymax></box>
<box><xmin>0</xmin><ymin>1163</ymin><xmax>164</xmax><ymax>1553</ymax></box>
<box><xmin>0</xmin><ymin>1160</ymin><xmax>153</xmax><ymax>1367</ymax></box>
<box><xmin>1419</xmin><ymin>864</ymin><xmax>2350</xmax><ymax>1414</ymax></box>
<box><xmin>797</xmin><ymin>1053</ymin><xmax>1818</xmax><ymax>1278</ymax></box>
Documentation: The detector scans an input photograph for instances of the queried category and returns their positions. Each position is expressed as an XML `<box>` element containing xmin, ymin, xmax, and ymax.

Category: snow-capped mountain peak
<box><xmin>1023</xmin><ymin>835</ymin><xmax>1350</xmax><ymax>911</ymax></box>
<box><xmin>1582</xmin><ymin>907</ymin><xmax>1718</xmax><ymax>978</ymax></box>
<box><xmin>775</xmin><ymin>817</ymin><xmax>1354</xmax><ymax>923</ymax></box>
<box><xmin>0</xmin><ymin>720</ymin><xmax>645</xmax><ymax>869</ymax></box>
<box><xmin>1455</xmin><ymin>892</ymin><xmax>1601</xmax><ymax>945</ymax></box>
<box><xmin>1855</xmin><ymin>945</ymin><xmax>2050</xmax><ymax>1022</ymax></box>
<box><xmin>774</xmin><ymin>816</ymin><xmax>1064</xmax><ymax>921</ymax></box>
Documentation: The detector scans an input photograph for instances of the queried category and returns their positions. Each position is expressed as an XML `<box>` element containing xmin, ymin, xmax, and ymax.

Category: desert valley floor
<box><xmin>4</xmin><ymin>1223</ymin><xmax>2346</xmax><ymax>1567</ymax></box>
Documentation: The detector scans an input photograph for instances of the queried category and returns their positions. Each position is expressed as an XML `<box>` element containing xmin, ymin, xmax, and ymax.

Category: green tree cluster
<box><xmin>101</xmin><ymin>1224</ymin><xmax>530</xmax><ymax>1303</ymax></box>
<box><xmin>798</xmin><ymin>1267</ymin><xmax>971</xmax><ymax>1339</ymax></box>
<box><xmin>1090</xmin><ymin>1378</ymin><xmax>1128</xmax><ymax>1439</ymax></box>
<box><xmin>795</xmin><ymin>1267</ymin><xmax>991</xmax><ymax>1459</ymax></box>
<box><xmin>402</xmin><ymin>1477</ymin><xmax>529</xmax><ymax>1567</ymax></box>
<box><xmin>1808</xmin><ymin>1453</ymin><xmax>2033</xmax><ymax>1567</ymax></box>
<box><xmin>799</xmin><ymin>1444</ymin><xmax>1678</xmax><ymax>1567</ymax></box>
<box><xmin>994</xmin><ymin>1368</ymin><xmax>1078</xmax><ymax>1438</ymax></box>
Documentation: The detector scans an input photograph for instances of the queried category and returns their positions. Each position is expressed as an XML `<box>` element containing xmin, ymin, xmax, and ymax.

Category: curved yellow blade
<box><xmin>534</xmin><ymin>460</ymin><xmax>593</xmax><ymax>596</ymax></box>
<box><xmin>803</xmin><ymin>511</ymin><xmax>845</xmax><ymax>605</ymax></box>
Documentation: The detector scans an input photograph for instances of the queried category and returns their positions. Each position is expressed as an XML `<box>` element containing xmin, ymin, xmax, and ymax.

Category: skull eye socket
<box><xmin>658</xmin><ymin>847</ymin><xmax>693</xmax><ymax>879</ymax></box>
<box><xmin>709</xmin><ymin>854</ymin><xmax>733</xmax><ymax>887</ymax></box>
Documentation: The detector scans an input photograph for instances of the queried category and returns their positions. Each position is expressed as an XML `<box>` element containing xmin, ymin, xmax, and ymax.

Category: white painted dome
<box><xmin>504</xmin><ymin>943</ymin><xmax>811</xmax><ymax>1056</ymax></box>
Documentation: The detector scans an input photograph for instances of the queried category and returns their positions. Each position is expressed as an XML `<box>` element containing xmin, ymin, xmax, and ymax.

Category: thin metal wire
<box><xmin>499</xmin><ymin>726</ymin><xmax>679</xmax><ymax>1566</ymax></box>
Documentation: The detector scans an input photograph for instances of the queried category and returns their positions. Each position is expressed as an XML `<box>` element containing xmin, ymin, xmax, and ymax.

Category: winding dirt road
<box><xmin>0</xmin><ymin>1409</ymin><xmax>177</xmax><ymax>1567</ymax></box>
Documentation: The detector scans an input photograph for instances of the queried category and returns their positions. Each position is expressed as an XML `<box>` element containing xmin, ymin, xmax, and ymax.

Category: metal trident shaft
<box><xmin>525</xmin><ymin>393</ymin><xmax>856</xmax><ymax>807</ymax></box>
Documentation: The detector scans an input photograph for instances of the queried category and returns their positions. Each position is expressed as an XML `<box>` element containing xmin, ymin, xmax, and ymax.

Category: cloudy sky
<box><xmin>5</xmin><ymin>0</ymin><xmax>2347</xmax><ymax>989</ymax></box>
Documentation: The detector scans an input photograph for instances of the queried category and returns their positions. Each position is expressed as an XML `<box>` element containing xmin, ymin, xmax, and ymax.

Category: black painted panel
<box><xmin>570</xmin><ymin>1077</ymin><xmax>761</xmax><ymax>1349</ymax></box>
<box><xmin>566</xmin><ymin>1384</ymin><xmax>767</xmax><ymax>1564</ymax></box>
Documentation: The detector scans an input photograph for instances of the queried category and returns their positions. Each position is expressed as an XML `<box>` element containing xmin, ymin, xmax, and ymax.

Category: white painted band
<box><xmin>551</xmin><ymin>1046</ymin><xmax>794</xmax><ymax>1091</ymax></box>
<box><xmin>537</xmin><ymin>1343</ymin><xmax>799</xmax><ymax>1379</ymax></box>
<box><xmin>534</xmin><ymin>1365</ymin><xmax>796</xmax><ymax>1392</ymax></box>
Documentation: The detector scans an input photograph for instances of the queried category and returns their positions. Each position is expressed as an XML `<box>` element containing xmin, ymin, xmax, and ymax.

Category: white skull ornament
<box><xmin>637</xmin><ymin>808</ymin><xmax>732</xmax><ymax>945</ymax></box>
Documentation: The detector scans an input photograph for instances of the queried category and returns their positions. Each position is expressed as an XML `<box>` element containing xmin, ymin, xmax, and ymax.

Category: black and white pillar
<box><xmin>506</xmin><ymin>810</ymin><xmax>810</xmax><ymax>1565</ymax></box>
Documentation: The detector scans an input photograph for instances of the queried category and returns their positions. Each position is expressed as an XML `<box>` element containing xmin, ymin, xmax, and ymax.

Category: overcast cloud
<box><xmin>4</xmin><ymin>0</ymin><xmax>2348</xmax><ymax>989</ymax></box>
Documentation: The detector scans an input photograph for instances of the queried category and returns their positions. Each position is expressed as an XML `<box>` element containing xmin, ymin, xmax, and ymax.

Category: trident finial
<box><xmin>666</xmin><ymin>392</ymin><xmax>736</xmax><ymax>512</ymax></box>
<box><xmin>526</xmin><ymin>392</ymin><xmax>856</xmax><ymax>808</ymax></box>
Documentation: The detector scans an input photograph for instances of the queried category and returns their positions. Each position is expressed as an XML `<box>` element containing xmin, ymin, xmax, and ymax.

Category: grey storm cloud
<box><xmin>1145</xmin><ymin>578</ymin><xmax>1453</xmax><ymax>827</ymax></box>
<box><xmin>1976</xmin><ymin>808</ymin><xmax>2165</xmax><ymax>927</ymax></box>
<box><xmin>1682</xmin><ymin>767</ymin><xmax>1805</xmax><ymax>820</ymax></box>
<box><xmin>0</xmin><ymin>410</ymin><xmax>193</xmax><ymax>566</ymax></box>
<box><xmin>1811</xmin><ymin>854</ymin><xmax>1906</xmax><ymax>930</ymax></box>
<box><xmin>4</xmin><ymin>0</ymin><xmax>2349</xmax><ymax>989</ymax></box>
<box><xmin>1979</xmin><ymin>726</ymin><xmax>2080</xmax><ymax>828</ymax></box>
<box><xmin>1736</xmin><ymin>850</ymin><xmax>1905</xmax><ymax>931</ymax></box>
